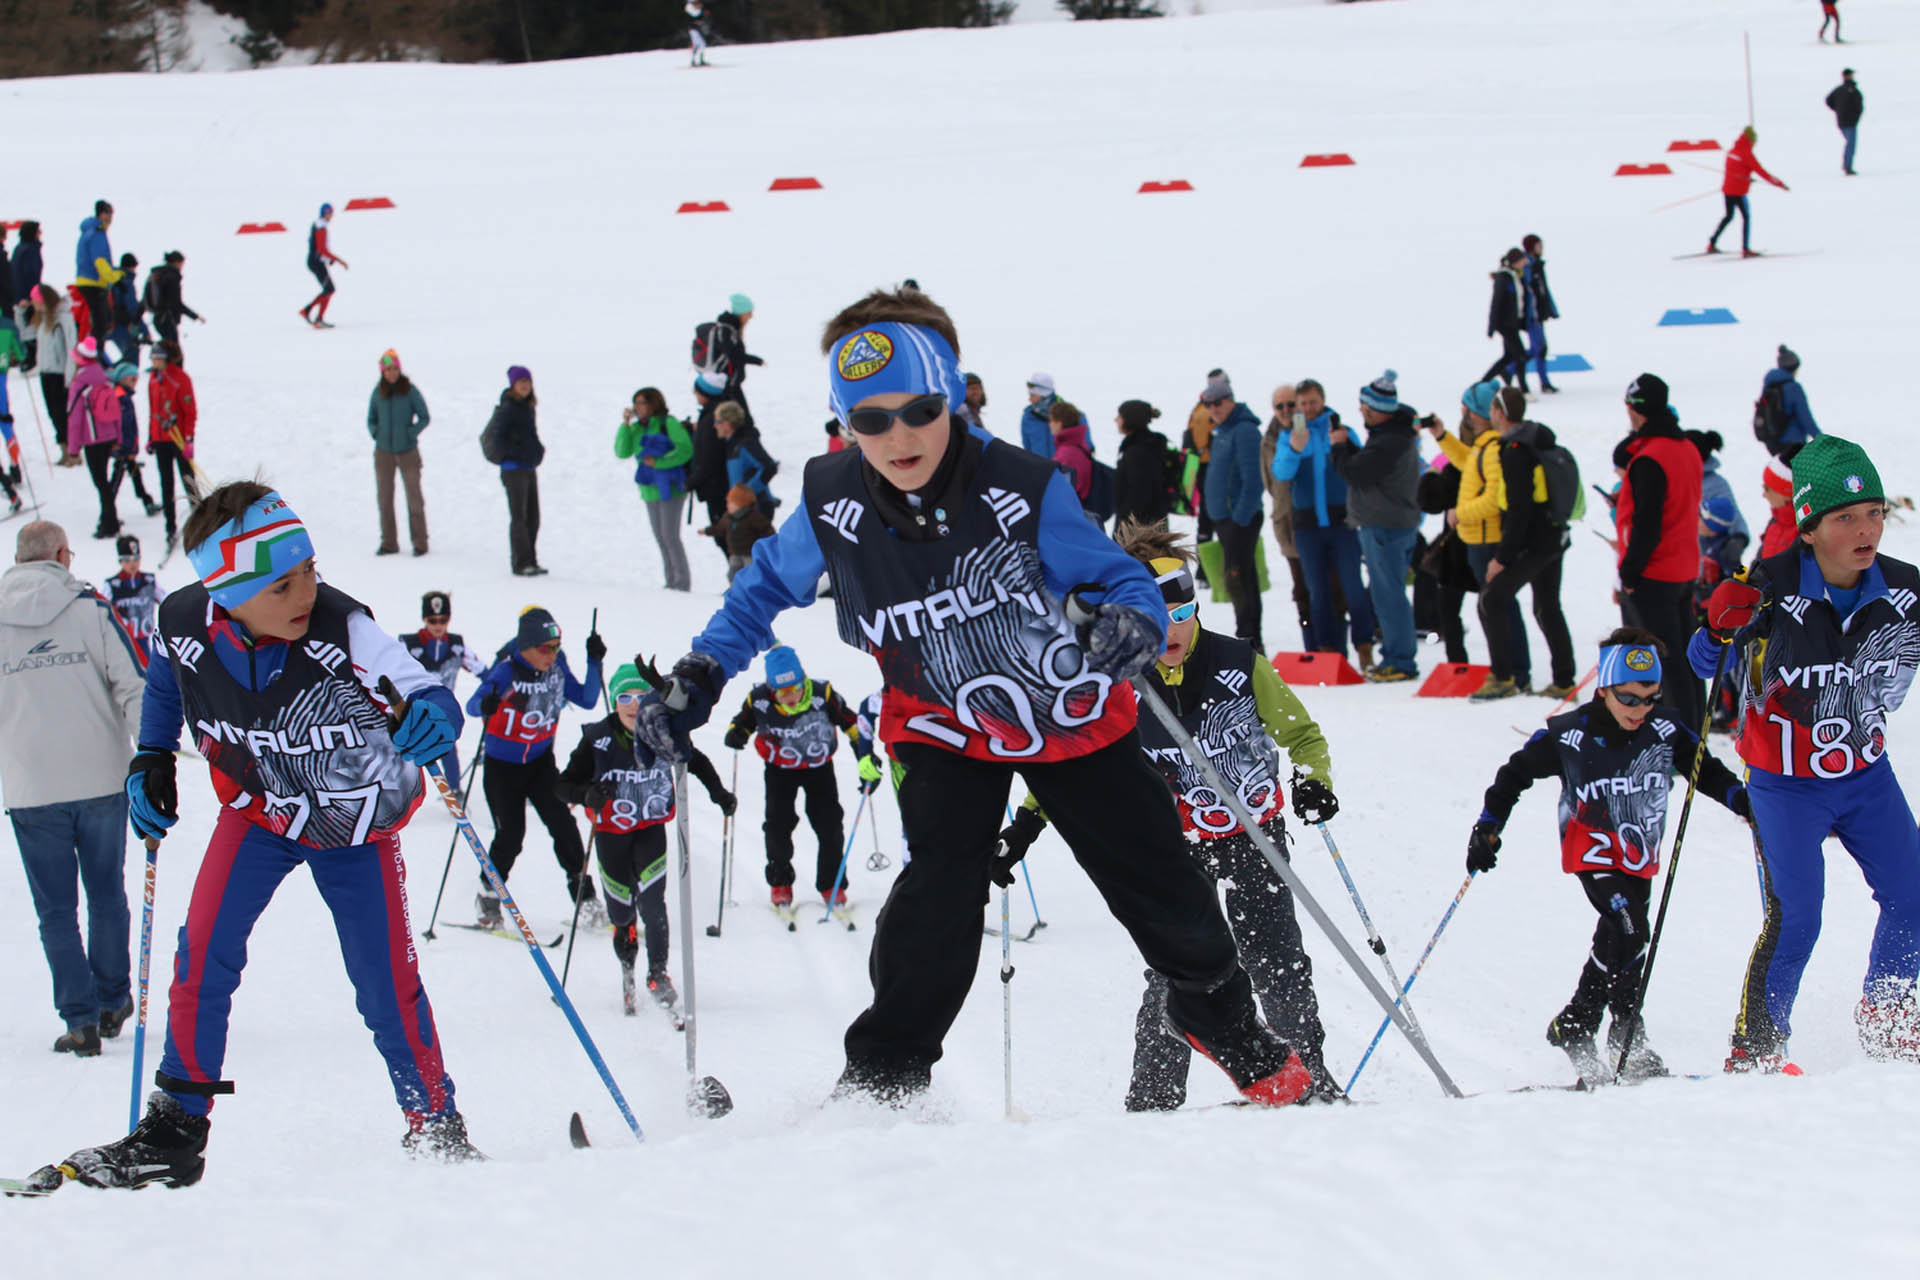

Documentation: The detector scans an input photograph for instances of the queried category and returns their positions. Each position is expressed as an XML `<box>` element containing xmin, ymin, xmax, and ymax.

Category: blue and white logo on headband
<box><xmin>828</xmin><ymin>322</ymin><xmax>968</xmax><ymax>425</ymax></box>
<box><xmin>1597</xmin><ymin>643</ymin><xmax>1661</xmax><ymax>688</ymax></box>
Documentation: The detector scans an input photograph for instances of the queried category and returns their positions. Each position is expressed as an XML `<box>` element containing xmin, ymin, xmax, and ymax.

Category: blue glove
<box><xmin>392</xmin><ymin>697</ymin><xmax>456</xmax><ymax>765</ymax></box>
<box><xmin>126</xmin><ymin>750</ymin><xmax>178</xmax><ymax>841</ymax></box>
<box><xmin>635</xmin><ymin>651</ymin><xmax>723</xmax><ymax>763</ymax></box>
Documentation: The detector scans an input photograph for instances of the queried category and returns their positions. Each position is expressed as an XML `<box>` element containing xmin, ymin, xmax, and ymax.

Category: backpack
<box><xmin>478</xmin><ymin>403</ymin><xmax>507</xmax><ymax>464</ymax></box>
<box><xmin>1532</xmin><ymin>432</ymin><xmax>1584</xmax><ymax>527</ymax></box>
<box><xmin>691</xmin><ymin>320</ymin><xmax>736</xmax><ymax>383</ymax></box>
<box><xmin>1085</xmin><ymin>458</ymin><xmax>1117</xmax><ymax>524</ymax></box>
<box><xmin>1754</xmin><ymin>381</ymin><xmax>1789</xmax><ymax>450</ymax></box>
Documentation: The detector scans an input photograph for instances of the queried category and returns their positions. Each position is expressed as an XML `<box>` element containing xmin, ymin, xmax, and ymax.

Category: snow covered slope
<box><xmin>4</xmin><ymin>1</ymin><xmax>1918</xmax><ymax>1274</ymax></box>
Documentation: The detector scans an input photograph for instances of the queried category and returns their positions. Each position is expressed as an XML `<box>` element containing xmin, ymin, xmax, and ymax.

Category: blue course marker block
<box><xmin>1544</xmin><ymin>353</ymin><xmax>1592</xmax><ymax>372</ymax></box>
<box><xmin>1659</xmin><ymin>308</ymin><xmax>1737</xmax><ymax>326</ymax></box>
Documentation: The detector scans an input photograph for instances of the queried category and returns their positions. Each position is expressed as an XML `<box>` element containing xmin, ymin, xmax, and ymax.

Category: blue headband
<box><xmin>1597</xmin><ymin>643</ymin><xmax>1662</xmax><ymax>688</ymax></box>
<box><xmin>827</xmin><ymin>322</ymin><xmax>967</xmax><ymax>425</ymax></box>
<box><xmin>186</xmin><ymin>491</ymin><xmax>316</xmax><ymax>610</ymax></box>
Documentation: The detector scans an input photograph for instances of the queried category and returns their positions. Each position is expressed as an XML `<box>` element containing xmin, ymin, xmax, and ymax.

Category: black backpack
<box><xmin>478</xmin><ymin>403</ymin><xmax>508</xmax><ymax>464</ymax></box>
<box><xmin>1085</xmin><ymin>458</ymin><xmax>1117</xmax><ymax>524</ymax></box>
<box><xmin>1515</xmin><ymin>423</ymin><xmax>1584</xmax><ymax>527</ymax></box>
<box><xmin>691</xmin><ymin>320</ymin><xmax>736</xmax><ymax>383</ymax></box>
<box><xmin>1754</xmin><ymin>381</ymin><xmax>1789</xmax><ymax>450</ymax></box>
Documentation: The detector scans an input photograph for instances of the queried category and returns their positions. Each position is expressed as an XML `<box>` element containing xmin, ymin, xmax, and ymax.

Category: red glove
<box><xmin>1706</xmin><ymin>579</ymin><xmax>1763</xmax><ymax>639</ymax></box>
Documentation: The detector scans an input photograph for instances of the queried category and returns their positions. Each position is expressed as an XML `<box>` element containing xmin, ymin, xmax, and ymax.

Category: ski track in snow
<box><xmin>4</xmin><ymin>1</ymin><xmax>1919</xmax><ymax>1273</ymax></box>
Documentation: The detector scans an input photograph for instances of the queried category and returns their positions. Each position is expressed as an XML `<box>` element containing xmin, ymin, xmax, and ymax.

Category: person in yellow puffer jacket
<box><xmin>1430</xmin><ymin>378</ymin><xmax>1532</xmax><ymax>689</ymax></box>
<box><xmin>72</xmin><ymin>201</ymin><xmax>122</xmax><ymax>346</ymax></box>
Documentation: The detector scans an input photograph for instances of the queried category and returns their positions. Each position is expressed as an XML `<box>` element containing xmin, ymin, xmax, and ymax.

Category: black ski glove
<box><xmin>1467</xmin><ymin>821</ymin><xmax>1501</xmax><ymax>874</ymax></box>
<box><xmin>635</xmin><ymin>651</ymin><xmax>724</xmax><ymax>763</ymax></box>
<box><xmin>714</xmin><ymin>788</ymin><xmax>738</xmax><ymax>817</ymax></box>
<box><xmin>581</xmin><ymin>783</ymin><xmax>611</xmax><ymax>811</ymax></box>
<box><xmin>722</xmin><ymin>726</ymin><xmax>749</xmax><ymax>751</ymax></box>
<box><xmin>125</xmin><ymin>749</ymin><xmax>178</xmax><ymax>842</ymax></box>
<box><xmin>585</xmin><ymin>631</ymin><xmax>608</xmax><ymax>665</ymax></box>
<box><xmin>1728</xmin><ymin>786</ymin><xmax>1751</xmax><ymax>822</ymax></box>
<box><xmin>479</xmin><ymin>691</ymin><xmax>502</xmax><ymax>722</ymax></box>
<box><xmin>989</xmin><ymin>807</ymin><xmax>1048</xmax><ymax>889</ymax></box>
<box><xmin>1291</xmin><ymin>769</ymin><xmax>1338</xmax><ymax>824</ymax></box>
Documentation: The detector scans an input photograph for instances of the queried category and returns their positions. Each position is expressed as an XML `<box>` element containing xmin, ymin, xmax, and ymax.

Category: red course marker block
<box><xmin>1667</xmin><ymin>140</ymin><xmax>1722</xmax><ymax>152</ymax></box>
<box><xmin>1300</xmin><ymin>153</ymin><xmax>1355</xmax><ymax>168</ymax></box>
<box><xmin>676</xmin><ymin>201</ymin><xmax>730</xmax><ymax>214</ymax></box>
<box><xmin>2</xmin><ymin>220</ymin><xmax>21</xmax><ymax>231</ymax></box>
<box><xmin>1271</xmin><ymin>652</ymin><xmax>1365</xmax><ymax>687</ymax></box>
<box><xmin>236</xmin><ymin>222</ymin><xmax>287</xmax><ymax>234</ymax></box>
<box><xmin>1138</xmin><ymin>180</ymin><xmax>1193</xmax><ymax>193</ymax></box>
<box><xmin>344</xmin><ymin>197</ymin><xmax>395</xmax><ymax>211</ymax></box>
<box><xmin>769</xmin><ymin>177</ymin><xmax>822</xmax><ymax>191</ymax></box>
<box><xmin>1416</xmin><ymin>663</ymin><xmax>1493</xmax><ymax>698</ymax></box>
<box><xmin>1615</xmin><ymin>163</ymin><xmax>1672</xmax><ymax>176</ymax></box>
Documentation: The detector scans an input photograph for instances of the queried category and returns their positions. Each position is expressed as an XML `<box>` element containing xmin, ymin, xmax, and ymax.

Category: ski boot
<box><xmin>99</xmin><ymin>1000</ymin><xmax>135</xmax><ymax>1039</ymax></box>
<box><xmin>1124</xmin><ymin>974</ymin><xmax>1189</xmax><ymax>1112</ymax></box>
<box><xmin>475</xmin><ymin>883</ymin><xmax>503</xmax><ymax>929</ymax></box>
<box><xmin>61</xmin><ymin>1091</ymin><xmax>209</xmax><ymax>1188</ymax></box>
<box><xmin>830</xmin><ymin>1058</ymin><xmax>932</xmax><ymax>1108</ymax></box>
<box><xmin>1855</xmin><ymin>989</ymin><xmax>1920</xmax><ymax>1063</ymax></box>
<box><xmin>401</xmin><ymin>1110</ymin><xmax>485</xmax><ymax>1163</ymax></box>
<box><xmin>573</xmin><ymin>884</ymin><xmax>609</xmax><ymax>931</ymax></box>
<box><xmin>770</xmin><ymin>885</ymin><xmax>793</xmax><ymax>907</ymax></box>
<box><xmin>821</xmin><ymin>887</ymin><xmax>848</xmax><ymax>908</ymax></box>
<box><xmin>646</xmin><ymin>968</ymin><xmax>680</xmax><ymax>1013</ymax></box>
<box><xmin>1546</xmin><ymin>1014</ymin><xmax>1610</xmax><ymax>1085</ymax></box>
<box><xmin>1353</xmin><ymin>641</ymin><xmax>1376</xmax><ymax>675</ymax></box>
<box><xmin>141</xmin><ymin>498</ymin><xmax>162</xmax><ymax>518</ymax></box>
<box><xmin>1295</xmin><ymin>1052</ymin><xmax>1351</xmax><ymax>1105</ymax></box>
<box><xmin>53</xmin><ymin>1024</ymin><xmax>101</xmax><ymax>1057</ymax></box>
<box><xmin>1182</xmin><ymin>1005</ymin><xmax>1312</xmax><ymax>1107</ymax></box>
<box><xmin>1606</xmin><ymin>1019</ymin><xmax>1669</xmax><ymax>1082</ymax></box>
<box><xmin>614</xmin><ymin>925</ymin><xmax>640</xmax><ymax>1014</ymax></box>
<box><xmin>1724</xmin><ymin>1044</ymin><xmax>1786</xmax><ymax>1075</ymax></box>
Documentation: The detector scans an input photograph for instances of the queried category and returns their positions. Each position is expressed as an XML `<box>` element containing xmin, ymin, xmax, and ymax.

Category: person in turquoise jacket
<box><xmin>366</xmin><ymin>348</ymin><xmax>431</xmax><ymax>556</ymax></box>
<box><xmin>615</xmin><ymin>386</ymin><xmax>694</xmax><ymax>592</ymax></box>
<box><xmin>1270</xmin><ymin>378</ymin><xmax>1377</xmax><ymax>666</ymax></box>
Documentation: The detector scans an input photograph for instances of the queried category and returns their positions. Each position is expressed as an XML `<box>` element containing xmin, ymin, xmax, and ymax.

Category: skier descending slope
<box><xmin>49</xmin><ymin>482</ymin><xmax>474</xmax><ymax>1190</ymax></box>
<box><xmin>636</xmin><ymin>287</ymin><xmax>1312</xmax><ymax>1107</ymax></box>
<box><xmin>299</xmin><ymin>204</ymin><xmax>348</xmax><ymax>329</ymax></box>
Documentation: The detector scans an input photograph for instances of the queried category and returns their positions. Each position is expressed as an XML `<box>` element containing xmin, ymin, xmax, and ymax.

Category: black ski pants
<box><xmin>1560</xmin><ymin>870</ymin><xmax>1653</xmax><ymax>1034</ymax></box>
<box><xmin>82</xmin><ymin>442</ymin><xmax>119</xmax><ymax>533</ymax></box>
<box><xmin>1484</xmin><ymin>328</ymin><xmax>1530</xmax><ymax>391</ymax></box>
<box><xmin>1214</xmin><ymin>516</ymin><xmax>1265</xmax><ymax>651</ymax></box>
<box><xmin>1126</xmin><ymin>816</ymin><xmax>1327</xmax><ymax>1110</ymax></box>
<box><xmin>764</xmin><ymin>763</ymin><xmax>845</xmax><ymax>893</ymax></box>
<box><xmin>1621</xmin><ymin>576</ymin><xmax>1703</xmax><ymax>728</ymax></box>
<box><xmin>1479</xmin><ymin>544</ymin><xmax>1576</xmax><ymax>687</ymax></box>
<box><xmin>481</xmin><ymin>751</ymin><xmax>588</xmax><ymax>898</ymax></box>
<box><xmin>598</xmin><ymin>825</ymin><xmax>670</xmax><ymax>975</ymax></box>
<box><xmin>153</xmin><ymin>441</ymin><xmax>189</xmax><ymax>535</ymax></box>
<box><xmin>501</xmin><ymin>467</ymin><xmax>541</xmax><ymax>573</ymax></box>
<box><xmin>844</xmin><ymin>734</ymin><xmax>1260</xmax><ymax>1092</ymax></box>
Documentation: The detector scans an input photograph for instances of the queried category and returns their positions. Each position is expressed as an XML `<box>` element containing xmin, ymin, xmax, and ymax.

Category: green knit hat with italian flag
<box><xmin>1792</xmin><ymin>435</ymin><xmax>1883</xmax><ymax>531</ymax></box>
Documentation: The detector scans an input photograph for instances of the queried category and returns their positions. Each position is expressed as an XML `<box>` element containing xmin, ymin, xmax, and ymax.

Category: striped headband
<box><xmin>1597</xmin><ymin>642</ymin><xmax>1661</xmax><ymax>688</ymax></box>
<box><xmin>827</xmin><ymin>322</ymin><xmax>968</xmax><ymax>426</ymax></box>
<box><xmin>187</xmin><ymin>491</ymin><xmax>316</xmax><ymax>609</ymax></box>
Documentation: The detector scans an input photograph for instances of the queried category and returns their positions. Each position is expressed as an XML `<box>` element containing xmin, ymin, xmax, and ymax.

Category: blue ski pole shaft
<box><xmin>426</xmin><ymin>759</ymin><xmax>645</xmax><ymax>1142</ymax></box>
<box><xmin>1345</xmin><ymin>872</ymin><xmax>1477</xmax><ymax>1095</ymax></box>
<box><xmin>819</xmin><ymin>789</ymin><xmax>870</xmax><ymax>924</ymax></box>
<box><xmin>1316</xmin><ymin>823</ymin><xmax>1426</xmax><ymax>1044</ymax></box>
<box><xmin>129</xmin><ymin>837</ymin><xmax>158</xmax><ymax>1132</ymax></box>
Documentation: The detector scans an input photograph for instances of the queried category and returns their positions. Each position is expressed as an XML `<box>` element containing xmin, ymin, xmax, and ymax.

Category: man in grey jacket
<box><xmin>1331</xmin><ymin>370</ymin><xmax>1424</xmax><ymax>682</ymax></box>
<box><xmin>0</xmin><ymin>520</ymin><xmax>148</xmax><ymax>1056</ymax></box>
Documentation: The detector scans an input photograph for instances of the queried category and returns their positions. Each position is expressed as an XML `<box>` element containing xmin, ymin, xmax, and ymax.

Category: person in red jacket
<box><xmin>145</xmin><ymin>341</ymin><xmax>197</xmax><ymax>545</ymax></box>
<box><xmin>1613</xmin><ymin>373</ymin><xmax>1704</xmax><ymax>728</ymax></box>
<box><xmin>1708</xmin><ymin>127</ymin><xmax>1789</xmax><ymax>257</ymax></box>
<box><xmin>1756</xmin><ymin>451</ymin><xmax>1798</xmax><ymax>562</ymax></box>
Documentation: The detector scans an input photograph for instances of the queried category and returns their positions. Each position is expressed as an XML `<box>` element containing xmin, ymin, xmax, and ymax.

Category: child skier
<box><xmin>993</xmin><ymin>519</ymin><xmax>1345</xmax><ymax>1107</ymax></box>
<box><xmin>1695</xmin><ymin>435</ymin><xmax>1920</xmax><ymax>1069</ymax></box>
<box><xmin>466</xmin><ymin>606</ymin><xmax>605</xmax><ymax>926</ymax></box>
<box><xmin>557</xmin><ymin>662</ymin><xmax>736</xmax><ymax>1014</ymax></box>
<box><xmin>105</xmin><ymin>533</ymin><xmax>165</xmax><ymax>653</ymax></box>
<box><xmin>51</xmin><ymin>482</ymin><xmax>471</xmax><ymax>1189</ymax></box>
<box><xmin>700</xmin><ymin>483</ymin><xmax>775</xmax><ymax>582</ymax></box>
<box><xmin>401</xmin><ymin>590</ymin><xmax>487</xmax><ymax>786</ymax></box>
<box><xmin>722</xmin><ymin>644</ymin><xmax>875</xmax><ymax>909</ymax></box>
<box><xmin>107</xmin><ymin>362</ymin><xmax>160</xmax><ymax>517</ymax></box>
<box><xmin>1467</xmin><ymin>628</ymin><xmax>1747</xmax><ymax>1082</ymax></box>
<box><xmin>299</xmin><ymin>203</ymin><xmax>347</xmax><ymax>329</ymax></box>
<box><xmin>636</xmin><ymin>286</ymin><xmax>1312</xmax><ymax>1106</ymax></box>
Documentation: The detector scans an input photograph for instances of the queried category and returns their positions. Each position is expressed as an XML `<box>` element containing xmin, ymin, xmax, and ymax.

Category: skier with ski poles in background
<box><xmin>634</xmin><ymin>285</ymin><xmax>1315</xmax><ymax>1108</ymax></box>
<box><xmin>401</xmin><ymin>590</ymin><xmax>487</xmax><ymax>786</ymax></box>
<box><xmin>1694</xmin><ymin>435</ymin><xmax>1920</xmax><ymax>1071</ymax></box>
<box><xmin>992</xmin><ymin>517</ymin><xmax>1345</xmax><ymax>1107</ymax></box>
<box><xmin>49</xmin><ymin>480</ymin><xmax>474</xmax><ymax>1189</ymax></box>
<box><xmin>1707</xmin><ymin>127</ymin><xmax>1788</xmax><ymax>259</ymax></box>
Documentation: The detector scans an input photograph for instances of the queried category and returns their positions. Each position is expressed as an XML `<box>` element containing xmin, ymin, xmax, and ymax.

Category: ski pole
<box><xmin>1001</xmin><ymin>883</ymin><xmax>1015</xmax><ymax>1120</ymax></box>
<box><xmin>865</xmin><ymin>793</ymin><xmax>890</xmax><ymax>872</ymax></box>
<box><xmin>383</xmin><ymin>678</ymin><xmax>645</xmax><ymax>1142</ymax></box>
<box><xmin>675</xmin><ymin>764</ymin><xmax>732</xmax><ymax>1117</ymax></box>
<box><xmin>1316</xmin><ymin>822</ymin><xmax>1428</xmax><ymax>1046</ymax></box>
<box><xmin>1068</xmin><ymin>593</ymin><xmax>1463</xmax><ymax>1097</ymax></box>
<box><xmin>559</xmin><ymin>821</ymin><xmax>596</xmax><ymax>991</ymax></box>
<box><xmin>1611</xmin><ymin>640</ymin><xmax>1732</xmax><ymax>1080</ymax></box>
<box><xmin>421</xmin><ymin>752</ymin><xmax>481</xmax><ymax>940</ymax></box>
<box><xmin>818</xmin><ymin>789</ymin><xmax>870</xmax><ymax>925</ymax></box>
<box><xmin>708</xmin><ymin>753</ymin><xmax>737</xmax><ymax>937</ymax></box>
<box><xmin>128</xmin><ymin>836</ymin><xmax>158</xmax><ymax>1132</ymax></box>
<box><xmin>1346</xmin><ymin>872</ymin><xmax>1477</xmax><ymax>1094</ymax></box>
<box><xmin>19</xmin><ymin>366</ymin><xmax>54</xmax><ymax>477</ymax></box>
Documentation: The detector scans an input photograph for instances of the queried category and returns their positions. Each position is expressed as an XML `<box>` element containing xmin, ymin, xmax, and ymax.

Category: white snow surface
<box><xmin>4</xmin><ymin>0</ymin><xmax>1920</xmax><ymax>1273</ymax></box>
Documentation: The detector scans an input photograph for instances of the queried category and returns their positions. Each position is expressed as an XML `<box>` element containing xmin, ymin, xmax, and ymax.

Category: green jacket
<box><xmin>613</xmin><ymin>414</ymin><xmax>693</xmax><ymax>503</ymax></box>
<box><xmin>368</xmin><ymin>382</ymin><xmax>430</xmax><ymax>454</ymax></box>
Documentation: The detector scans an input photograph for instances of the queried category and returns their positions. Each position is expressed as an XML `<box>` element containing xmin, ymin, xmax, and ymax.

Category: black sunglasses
<box><xmin>1608</xmin><ymin>689</ymin><xmax>1662</xmax><ymax>708</ymax></box>
<box><xmin>846</xmin><ymin>393</ymin><xmax>946</xmax><ymax>437</ymax></box>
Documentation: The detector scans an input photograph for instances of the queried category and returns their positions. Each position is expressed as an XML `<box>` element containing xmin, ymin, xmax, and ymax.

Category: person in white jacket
<box><xmin>0</xmin><ymin>520</ymin><xmax>148</xmax><ymax>1056</ymax></box>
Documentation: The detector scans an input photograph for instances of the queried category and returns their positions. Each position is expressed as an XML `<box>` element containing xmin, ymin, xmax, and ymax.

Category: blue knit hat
<box><xmin>1700</xmin><ymin>492</ymin><xmax>1740</xmax><ymax>534</ymax></box>
<box><xmin>1461</xmin><ymin>379</ymin><xmax>1500</xmax><ymax>419</ymax></box>
<box><xmin>729</xmin><ymin>293</ymin><xmax>754</xmax><ymax>316</ymax></box>
<box><xmin>515</xmin><ymin>607</ymin><xmax>560</xmax><ymax>652</ymax></box>
<box><xmin>1360</xmin><ymin>369</ymin><xmax>1400</xmax><ymax>414</ymax></box>
<box><xmin>764</xmin><ymin>644</ymin><xmax>804</xmax><ymax>690</ymax></box>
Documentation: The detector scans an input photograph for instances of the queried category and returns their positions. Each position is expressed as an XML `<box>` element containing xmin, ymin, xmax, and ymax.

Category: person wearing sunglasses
<box><xmin>1465</xmin><ymin>628</ymin><xmax>1748</xmax><ymax>1084</ymax></box>
<box><xmin>637</xmin><ymin>286</ymin><xmax>1314</xmax><ymax>1109</ymax></box>
<box><xmin>557</xmin><ymin>662</ymin><xmax>735</xmax><ymax>1017</ymax></box>
<box><xmin>467</xmin><ymin>606</ymin><xmax>606</xmax><ymax>928</ymax></box>
<box><xmin>1695</xmin><ymin>434</ymin><xmax>1920</xmax><ymax>1071</ymax></box>
<box><xmin>993</xmin><ymin>519</ymin><xmax>1344</xmax><ymax>1108</ymax></box>
<box><xmin>401</xmin><ymin>590</ymin><xmax>488</xmax><ymax>786</ymax></box>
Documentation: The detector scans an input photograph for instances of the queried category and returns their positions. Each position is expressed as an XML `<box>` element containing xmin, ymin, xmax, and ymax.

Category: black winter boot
<box><xmin>402</xmin><ymin>1111</ymin><xmax>485</xmax><ymax>1163</ymax></box>
<box><xmin>53</xmin><ymin>1024</ymin><xmax>101</xmax><ymax>1057</ymax></box>
<box><xmin>61</xmin><ymin>1091</ymin><xmax>210</xmax><ymax>1188</ymax></box>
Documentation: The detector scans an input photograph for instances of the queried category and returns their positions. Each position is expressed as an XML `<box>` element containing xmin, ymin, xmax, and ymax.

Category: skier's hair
<box><xmin>819</xmin><ymin>287</ymin><xmax>960</xmax><ymax>357</ymax></box>
<box><xmin>182</xmin><ymin>478</ymin><xmax>274</xmax><ymax>556</ymax></box>
<box><xmin>1048</xmin><ymin>399</ymin><xmax>1079</xmax><ymax>427</ymax></box>
<box><xmin>1494</xmin><ymin>386</ymin><xmax>1526</xmax><ymax>423</ymax></box>
<box><xmin>715</xmin><ymin>400</ymin><xmax>747</xmax><ymax>426</ymax></box>
<box><xmin>1113</xmin><ymin>518</ymin><xmax>1192</xmax><ymax>569</ymax></box>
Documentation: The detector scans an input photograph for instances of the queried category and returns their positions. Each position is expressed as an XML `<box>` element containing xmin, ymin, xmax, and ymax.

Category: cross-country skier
<box><xmin>54</xmin><ymin>481</ymin><xmax>475</xmax><ymax>1189</ymax></box>
<box><xmin>993</xmin><ymin>518</ymin><xmax>1345</xmax><ymax>1107</ymax></box>
<box><xmin>556</xmin><ymin>661</ymin><xmax>736</xmax><ymax>1015</ymax></box>
<box><xmin>635</xmin><ymin>286</ymin><xmax>1314</xmax><ymax>1107</ymax></box>
<box><xmin>721</xmin><ymin>644</ymin><xmax>874</xmax><ymax>909</ymax></box>
<box><xmin>105</xmin><ymin>534</ymin><xmax>164</xmax><ymax>653</ymax></box>
<box><xmin>401</xmin><ymin>590</ymin><xmax>486</xmax><ymax>786</ymax></box>
<box><xmin>466</xmin><ymin>607</ymin><xmax>606</xmax><ymax>926</ymax></box>
<box><xmin>1468</xmin><ymin>628</ymin><xmax>1747</xmax><ymax>1083</ymax></box>
<box><xmin>1694</xmin><ymin>435</ymin><xmax>1920</xmax><ymax>1070</ymax></box>
<box><xmin>1707</xmin><ymin>128</ymin><xmax>1788</xmax><ymax>259</ymax></box>
<box><xmin>686</xmin><ymin>0</ymin><xmax>711</xmax><ymax>67</ymax></box>
<box><xmin>299</xmin><ymin>203</ymin><xmax>347</xmax><ymax>329</ymax></box>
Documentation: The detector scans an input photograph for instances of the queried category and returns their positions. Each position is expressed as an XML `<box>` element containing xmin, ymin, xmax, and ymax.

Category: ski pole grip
<box><xmin>377</xmin><ymin>675</ymin><xmax>409</xmax><ymax>728</ymax></box>
<box><xmin>665</xmin><ymin>680</ymin><xmax>690</xmax><ymax>713</ymax></box>
<box><xmin>1063</xmin><ymin>585</ymin><xmax>1102</xmax><ymax>629</ymax></box>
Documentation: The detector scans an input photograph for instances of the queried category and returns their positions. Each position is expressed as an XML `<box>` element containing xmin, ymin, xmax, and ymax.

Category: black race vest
<box><xmin>1544</xmin><ymin>703</ymin><xmax>1685</xmax><ymax>878</ymax></box>
<box><xmin>803</xmin><ymin>445</ymin><xmax>1135</xmax><ymax>763</ymax></box>
<box><xmin>402</xmin><ymin>629</ymin><xmax>473</xmax><ymax>692</ymax></box>
<box><xmin>1136</xmin><ymin>631</ymin><xmax>1282</xmax><ymax>839</ymax></box>
<box><xmin>158</xmin><ymin>583</ymin><xmax>422</xmax><ymax>849</ymax></box>
<box><xmin>108</xmin><ymin>571</ymin><xmax>162</xmax><ymax>647</ymax></box>
<box><xmin>484</xmin><ymin>659</ymin><xmax>571</xmax><ymax>752</ymax></box>
<box><xmin>744</xmin><ymin>681</ymin><xmax>840</xmax><ymax>770</ymax></box>
<box><xmin>579</xmin><ymin>714</ymin><xmax>676</xmax><ymax>834</ymax></box>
